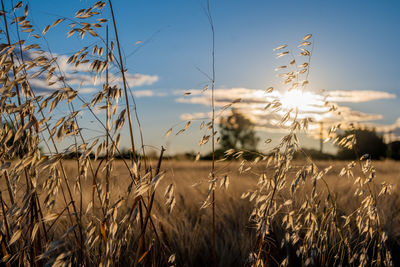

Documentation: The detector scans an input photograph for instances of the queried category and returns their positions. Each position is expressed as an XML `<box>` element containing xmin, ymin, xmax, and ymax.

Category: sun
<box><xmin>280</xmin><ymin>89</ymin><xmax>316</xmax><ymax>111</ymax></box>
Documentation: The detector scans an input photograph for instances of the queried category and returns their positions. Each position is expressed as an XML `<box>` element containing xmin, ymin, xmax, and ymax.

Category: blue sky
<box><xmin>11</xmin><ymin>0</ymin><xmax>400</xmax><ymax>154</ymax></box>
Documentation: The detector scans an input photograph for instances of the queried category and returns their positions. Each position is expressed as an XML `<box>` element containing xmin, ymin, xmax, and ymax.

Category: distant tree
<box><xmin>219</xmin><ymin>109</ymin><xmax>259</xmax><ymax>152</ymax></box>
<box><xmin>336</xmin><ymin>128</ymin><xmax>387</xmax><ymax>160</ymax></box>
<box><xmin>388</xmin><ymin>141</ymin><xmax>400</xmax><ymax>160</ymax></box>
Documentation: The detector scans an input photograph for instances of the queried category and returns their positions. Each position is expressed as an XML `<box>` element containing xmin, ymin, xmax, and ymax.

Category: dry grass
<box><xmin>3</xmin><ymin>159</ymin><xmax>395</xmax><ymax>266</ymax></box>
<box><xmin>0</xmin><ymin>1</ymin><xmax>398</xmax><ymax>266</ymax></box>
<box><xmin>156</xmin><ymin>160</ymin><xmax>400</xmax><ymax>266</ymax></box>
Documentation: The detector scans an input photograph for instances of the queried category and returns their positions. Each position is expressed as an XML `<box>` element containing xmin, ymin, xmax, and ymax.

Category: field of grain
<box><xmin>146</xmin><ymin>159</ymin><xmax>400</xmax><ymax>266</ymax></box>
<box><xmin>4</xmin><ymin>159</ymin><xmax>396</xmax><ymax>266</ymax></box>
<box><xmin>130</xmin><ymin>160</ymin><xmax>400</xmax><ymax>266</ymax></box>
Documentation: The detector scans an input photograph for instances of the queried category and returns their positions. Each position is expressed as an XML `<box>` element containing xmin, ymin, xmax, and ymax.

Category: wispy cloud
<box><xmin>176</xmin><ymin>87</ymin><xmax>396</xmax><ymax>138</ymax></box>
<box><xmin>326</xmin><ymin>90</ymin><xmax>396</xmax><ymax>103</ymax></box>
<box><xmin>180</xmin><ymin>112</ymin><xmax>210</xmax><ymax>121</ymax></box>
<box><xmin>21</xmin><ymin>50</ymin><xmax>159</xmax><ymax>95</ymax></box>
<box><xmin>133</xmin><ymin>90</ymin><xmax>167</xmax><ymax>98</ymax></box>
<box><xmin>133</xmin><ymin>90</ymin><xmax>155</xmax><ymax>98</ymax></box>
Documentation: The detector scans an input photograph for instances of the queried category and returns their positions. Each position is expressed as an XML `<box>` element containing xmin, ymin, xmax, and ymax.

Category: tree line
<box><xmin>3</xmin><ymin>110</ymin><xmax>397</xmax><ymax>160</ymax></box>
<box><xmin>211</xmin><ymin>110</ymin><xmax>397</xmax><ymax>161</ymax></box>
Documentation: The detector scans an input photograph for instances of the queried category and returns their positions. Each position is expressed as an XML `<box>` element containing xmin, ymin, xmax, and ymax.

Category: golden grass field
<box><xmin>11</xmin><ymin>158</ymin><xmax>396</xmax><ymax>266</ymax></box>
<box><xmin>132</xmin><ymin>159</ymin><xmax>400</xmax><ymax>266</ymax></box>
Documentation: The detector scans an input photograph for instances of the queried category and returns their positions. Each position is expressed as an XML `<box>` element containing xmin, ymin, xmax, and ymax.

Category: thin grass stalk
<box><xmin>135</xmin><ymin>147</ymin><xmax>165</xmax><ymax>245</ymax></box>
<box><xmin>129</xmin><ymin>87</ymin><xmax>148</xmax><ymax>169</ymax></box>
<box><xmin>69</xmin><ymin>102</ymin><xmax>84</xmax><ymax>265</ymax></box>
<box><xmin>134</xmin><ymin>148</ymin><xmax>167</xmax><ymax>266</ymax></box>
<box><xmin>3</xmin><ymin>171</ymin><xmax>15</xmax><ymax>205</ymax></box>
<box><xmin>29</xmin><ymin>196</ymin><xmax>36</xmax><ymax>267</ymax></box>
<box><xmin>107</xmin><ymin>0</ymin><xmax>137</xmax><ymax>164</ymax></box>
<box><xmin>205</xmin><ymin>0</ymin><xmax>217</xmax><ymax>265</ymax></box>
<box><xmin>105</xmin><ymin>24</ymin><xmax>111</xmax><ymax>212</ymax></box>
<box><xmin>0</xmin><ymin>192</ymin><xmax>10</xmax><ymax>241</ymax></box>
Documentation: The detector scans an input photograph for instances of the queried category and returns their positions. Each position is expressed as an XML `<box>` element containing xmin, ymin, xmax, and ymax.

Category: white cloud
<box><xmin>326</xmin><ymin>90</ymin><xmax>396</xmax><ymax>103</ymax></box>
<box><xmin>176</xmin><ymin>87</ymin><xmax>396</xmax><ymax>139</ymax></box>
<box><xmin>23</xmin><ymin>50</ymin><xmax>159</xmax><ymax>95</ymax></box>
<box><xmin>133</xmin><ymin>90</ymin><xmax>154</xmax><ymax>98</ymax></box>
<box><xmin>180</xmin><ymin>112</ymin><xmax>210</xmax><ymax>121</ymax></box>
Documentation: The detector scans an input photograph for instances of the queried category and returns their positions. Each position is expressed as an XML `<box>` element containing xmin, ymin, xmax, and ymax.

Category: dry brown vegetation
<box><xmin>119</xmin><ymin>159</ymin><xmax>400</xmax><ymax>266</ymax></box>
<box><xmin>0</xmin><ymin>0</ymin><xmax>398</xmax><ymax>266</ymax></box>
<box><xmin>2</xmin><ymin>159</ymin><xmax>399</xmax><ymax>266</ymax></box>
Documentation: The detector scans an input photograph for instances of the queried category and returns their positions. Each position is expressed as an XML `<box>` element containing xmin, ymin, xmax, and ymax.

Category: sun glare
<box><xmin>281</xmin><ymin>89</ymin><xmax>316</xmax><ymax>111</ymax></box>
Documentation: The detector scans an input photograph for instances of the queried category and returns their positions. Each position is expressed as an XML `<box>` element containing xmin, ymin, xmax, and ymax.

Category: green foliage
<box><xmin>337</xmin><ymin>128</ymin><xmax>387</xmax><ymax>160</ymax></box>
<box><xmin>219</xmin><ymin>109</ymin><xmax>259</xmax><ymax>152</ymax></box>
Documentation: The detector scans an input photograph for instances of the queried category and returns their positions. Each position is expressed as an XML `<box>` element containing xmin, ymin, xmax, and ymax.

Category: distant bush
<box><xmin>388</xmin><ymin>141</ymin><xmax>400</xmax><ymax>160</ymax></box>
<box><xmin>336</xmin><ymin>128</ymin><xmax>387</xmax><ymax>160</ymax></box>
